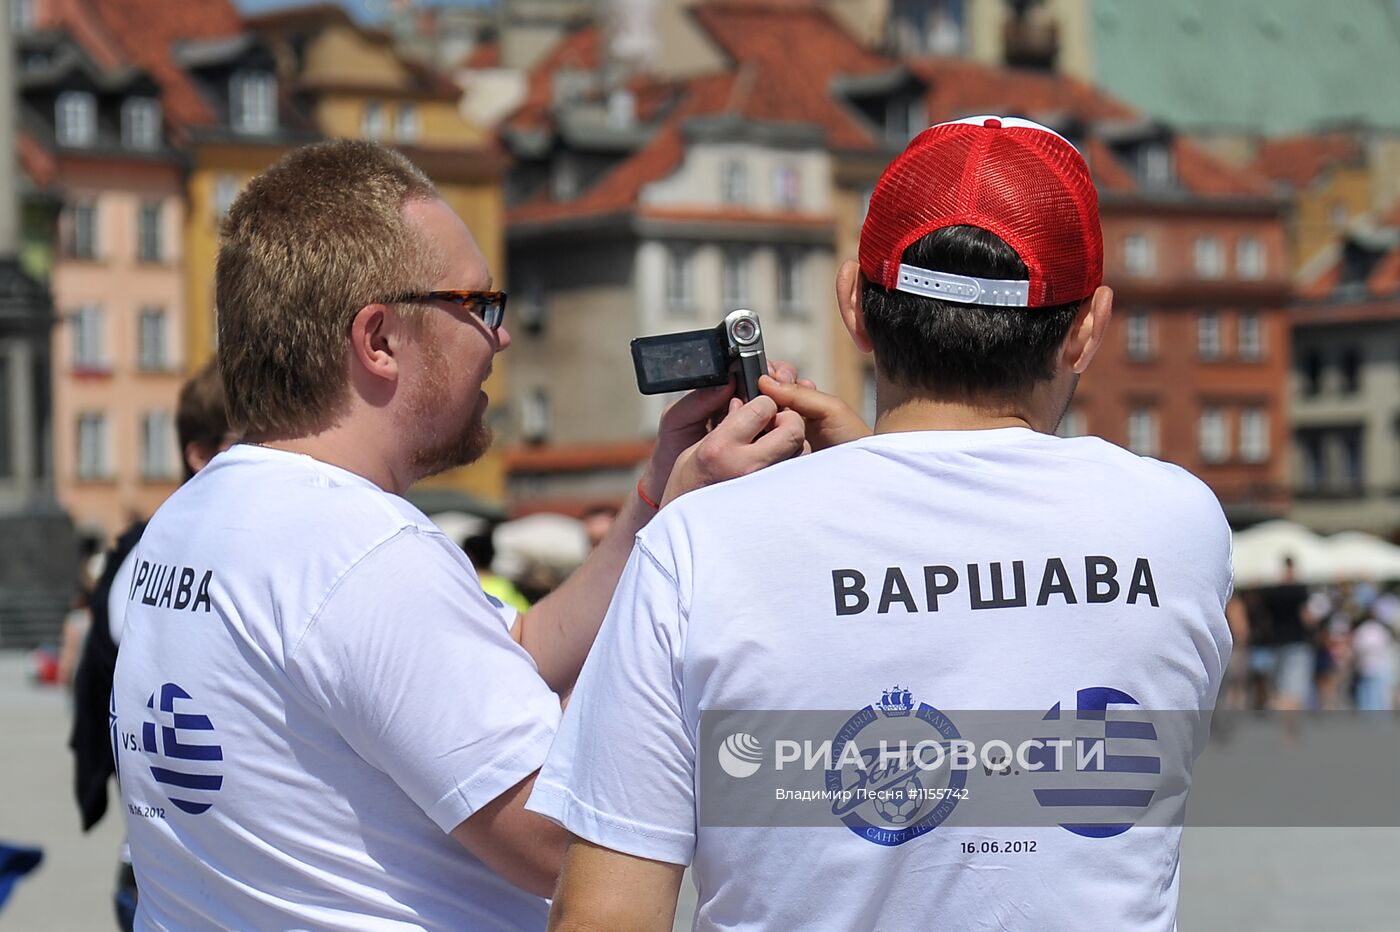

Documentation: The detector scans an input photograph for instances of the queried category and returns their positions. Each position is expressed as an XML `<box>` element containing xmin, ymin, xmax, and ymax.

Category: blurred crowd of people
<box><xmin>1227</xmin><ymin>557</ymin><xmax>1400</xmax><ymax>713</ymax></box>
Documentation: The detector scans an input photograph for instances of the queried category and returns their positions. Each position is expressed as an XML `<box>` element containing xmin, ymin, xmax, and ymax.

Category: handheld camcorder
<box><xmin>630</xmin><ymin>310</ymin><xmax>768</xmax><ymax>401</ymax></box>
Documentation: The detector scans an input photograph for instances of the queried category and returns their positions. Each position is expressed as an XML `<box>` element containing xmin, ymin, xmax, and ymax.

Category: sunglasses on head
<box><xmin>384</xmin><ymin>290</ymin><xmax>508</xmax><ymax>331</ymax></box>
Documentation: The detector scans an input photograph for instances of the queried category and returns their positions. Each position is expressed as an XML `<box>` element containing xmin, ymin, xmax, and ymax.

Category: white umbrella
<box><xmin>1321</xmin><ymin>531</ymin><xmax>1400</xmax><ymax>583</ymax></box>
<box><xmin>428</xmin><ymin>511</ymin><xmax>489</xmax><ymax>546</ymax></box>
<box><xmin>493</xmin><ymin>513</ymin><xmax>590</xmax><ymax>574</ymax></box>
<box><xmin>1231</xmin><ymin>520</ymin><xmax>1331</xmax><ymax>587</ymax></box>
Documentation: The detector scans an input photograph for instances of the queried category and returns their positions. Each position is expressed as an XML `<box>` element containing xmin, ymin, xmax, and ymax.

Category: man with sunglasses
<box><xmin>111</xmin><ymin>140</ymin><xmax>807</xmax><ymax>930</ymax></box>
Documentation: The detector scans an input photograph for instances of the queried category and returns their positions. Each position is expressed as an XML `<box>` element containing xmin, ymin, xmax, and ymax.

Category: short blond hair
<box><xmin>216</xmin><ymin>140</ymin><xmax>440</xmax><ymax>436</ymax></box>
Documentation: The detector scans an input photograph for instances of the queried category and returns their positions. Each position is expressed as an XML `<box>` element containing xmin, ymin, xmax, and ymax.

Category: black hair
<box><xmin>461</xmin><ymin>532</ymin><xmax>495</xmax><ymax>570</ymax></box>
<box><xmin>861</xmin><ymin>225</ymin><xmax>1083</xmax><ymax>399</ymax></box>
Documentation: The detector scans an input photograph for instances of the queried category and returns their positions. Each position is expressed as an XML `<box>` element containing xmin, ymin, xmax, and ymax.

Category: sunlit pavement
<box><xmin>2</xmin><ymin>652</ymin><xmax>1394</xmax><ymax>931</ymax></box>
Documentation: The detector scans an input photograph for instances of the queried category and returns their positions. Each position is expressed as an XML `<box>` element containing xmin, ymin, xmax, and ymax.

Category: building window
<box><xmin>551</xmin><ymin>157</ymin><xmax>578</xmax><ymax>200</ymax></box>
<box><xmin>885</xmin><ymin>96</ymin><xmax>926</xmax><ymax>145</ymax></box>
<box><xmin>1301</xmin><ymin>350</ymin><xmax>1323</xmax><ymax>397</ymax></box>
<box><xmin>1198</xmin><ymin>407</ymin><xmax>1229</xmax><ymax>463</ymax></box>
<box><xmin>1127</xmin><ymin>407</ymin><xmax>1158</xmax><ymax>457</ymax></box>
<box><xmin>77</xmin><ymin>413</ymin><xmax>109</xmax><ymax>480</ymax></box>
<box><xmin>1240</xmin><ymin>408</ymin><xmax>1269</xmax><ymax>463</ymax></box>
<box><xmin>72</xmin><ymin>304</ymin><xmax>105</xmax><ymax>370</ymax></box>
<box><xmin>1236</xmin><ymin>237</ymin><xmax>1266</xmax><ymax>280</ymax></box>
<box><xmin>362</xmin><ymin>100</ymin><xmax>386</xmax><ymax>139</ymax></box>
<box><xmin>214</xmin><ymin>174</ymin><xmax>240</xmax><ymax>219</ymax></box>
<box><xmin>721</xmin><ymin>160</ymin><xmax>748</xmax><ymax>205</ymax></box>
<box><xmin>1123</xmin><ymin>234</ymin><xmax>1154</xmax><ymax>276</ymax></box>
<box><xmin>777</xmin><ymin>250</ymin><xmax>803</xmax><ymax>315</ymax></box>
<box><xmin>1057</xmin><ymin>406</ymin><xmax>1086</xmax><ymax>438</ymax></box>
<box><xmin>518</xmin><ymin>274</ymin><xmax>545</xmax><ymax>334</ymax></box>
<box><xmin>775</xmin><ymin>164</ymin><xmax>801</xmax><ymax>209</ymax></box>
<box><xmin>137</xmin><ymin>201</ymin><xmax>162</xmax><ymax>262</ymax></box>
<box><xmin>1339</xmin><ymin>347</ymin><xmax>1361</xmax><ymax>394</ymax></box>
<box><xmin>12</xmin><ymin>0</ymin><xmax>36</xmax><ymax>32</ymax></box>
<box><xmin>664</xmin><ymin>245</ymin><xmax>693</xmax><ymax>313</ymax></box>
<box><xmin>138</xmin><ymin>309</ymin><xmax>167</xmax><ymax>370</ymax></box>
<box><xmin>141</xmin><ymin>411</ymin><xmax>177</xmax><ymax>480</ymax></box>
<box><xmin>396</xmin><ymin>103</ymin><xmax>420</xmax><ymax>142</ymax></box>
<box><xmin>65</xmin><ymin>202</ymin><xmax>98</xmax><ymax>259</ymax></box>
<box><xmin>1197</xmin><ymin>310</ymin><xmax>1222</xmax><ymax>360</ymax></box>
<box><xmin>521</xmin><ymin>387</ymin><xmax>550</xmax><ymax>443</ymax></box>
<box><xmin>121</xmin><ymin>97</ymin><xmax>161</xmax><ymax>150</ymax></box>
<box><xmin>1138</xmin><ymin>142</ymin><xmax>1174</xmax><ymax>188</ymax></box>
<box><xmin>722</xmin><ymin>249</ymin><xmax>751</xmax><ymax>307</ymax></box>
<box><xmin>229</xmin><ymin>71</ymin><xmax>277</xmax><ymax>134</ymax></box>
<box><xmin>56</xmin><ymin>91</ymin><xmax>97</xmax><ymax>147</ymax></box>
<box><xmin>1238</xmin><ymin>311</ymin><xmax>1263</xmax><ymax>360</ymax></box>
<box><xmin>1194</xmin><ymin>236</ymin><xmax>1224</xmax><ymax>279</ymax></box>
<box><xmin>1341</xmin><ymin>431</ymin><xmax>1363</xmax><ymax>491</ymax></box>
<box><xmin>1125</xmin><ymin>310</ymin><xmax>1152</xmax><ymax>360</ymax></box>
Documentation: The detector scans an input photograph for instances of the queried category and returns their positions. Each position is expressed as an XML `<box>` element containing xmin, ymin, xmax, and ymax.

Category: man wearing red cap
<box><xmin>527</xmin><ymin>117</ymin><xmax>1232</xmax><ymax>930</ymax></box>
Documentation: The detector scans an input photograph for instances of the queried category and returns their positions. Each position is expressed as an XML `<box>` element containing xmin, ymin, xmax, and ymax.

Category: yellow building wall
<box><xmin>304</xmin><ymin>25</ymin><xmax>405</xmax><ymax>88</ymax></box>
<box><xmin>315</xmin><ymin>95</ymin><xmax>482</xmax><ymax>146</ymax></box>
<box><xmin>1292</xmin><ymin>166</ymin><xmax>1372</xmax><ymax>271</ymax></box>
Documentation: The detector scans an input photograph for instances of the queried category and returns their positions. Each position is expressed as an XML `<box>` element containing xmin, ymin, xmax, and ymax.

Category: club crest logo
<box><xmin>824</xmin><ymin>686</ymin><xmax>965</xmax><ymax>847</ymax></box>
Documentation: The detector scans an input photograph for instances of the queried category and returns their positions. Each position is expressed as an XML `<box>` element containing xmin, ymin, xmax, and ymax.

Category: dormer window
<box><xmin>395</xmin><ymin>104</ymin><xmax>419</xmax><ymax>143</ymax></box>
<box><xmin>720</xmin><ymin>160</ymin><xmax>748</xmax><ymax>205</ymax></box>
<box><xmin>122</xmin><ymin>97</ymin><xmax>162</xmax><ymax>150</ymax></box>
<box><xmin>56</xmin><ymin>91</ymin><xmax>97</xmax><ymax>148</ymax></box>
<box><xmin>885</xmin><ymin>95</ymin><xmax>927</xmax><ymax>145</ymax></box>
<box><xmin>1137</xmin><ymin>141</ymin><xmax>1173</xmax><ymax>188</ymax></box>
<box><xmin>362</xmin><ymin>100</ymin><xmax>386</xmax><ymax>139</ymax></box>
<box><xmin>230</xmin><ymin>71</ymin><xmax>277</xmax><ymax>134</ymax></box>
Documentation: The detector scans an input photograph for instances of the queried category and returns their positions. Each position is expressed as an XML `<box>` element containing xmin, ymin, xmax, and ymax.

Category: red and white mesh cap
<box><xmin>859</xmin><ymin>115</ymin><xmax>1103</xmax><ymax>308</ymax></box>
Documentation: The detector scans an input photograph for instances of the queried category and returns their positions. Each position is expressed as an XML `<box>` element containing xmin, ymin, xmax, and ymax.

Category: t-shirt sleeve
<box><xmin>526</xmin><ymin>540</ymin><xmax>696</xmax><ymax>866</ymax></box>
<box><xmin>286</xmin><ymin>529</ymin><xmax>561</xmax><ymax>833</ymax></box>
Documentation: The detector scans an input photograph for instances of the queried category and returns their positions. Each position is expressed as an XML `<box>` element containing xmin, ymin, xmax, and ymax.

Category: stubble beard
<box><xmin>409</xmin><ymin>342</ymin><xmax>493</xmax><ymax>480</ymax></box>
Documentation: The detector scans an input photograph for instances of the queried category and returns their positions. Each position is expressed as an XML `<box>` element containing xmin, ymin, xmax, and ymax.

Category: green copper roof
<box><xmin>1090</xmin><ymin>0</ymin><xmax>1400</xmax><ymax>135</ymax></box>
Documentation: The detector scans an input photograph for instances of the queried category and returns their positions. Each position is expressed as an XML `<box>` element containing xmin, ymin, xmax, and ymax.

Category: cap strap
<box><xmin>895</xmin><ymin>264</ymin><xmax>1031</xmax><ymax>307</ymax></box>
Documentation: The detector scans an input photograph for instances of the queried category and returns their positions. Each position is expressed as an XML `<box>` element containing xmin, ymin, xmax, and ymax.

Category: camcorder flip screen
<box><xmin>639</xmin><ymin>335</ymin><xmax>728</xmax><ymax>386</ymax></box>
<box><xmin>631</xmin><ymin>310</ymin><xmax>768</xmax><ymax>399</ymax></box>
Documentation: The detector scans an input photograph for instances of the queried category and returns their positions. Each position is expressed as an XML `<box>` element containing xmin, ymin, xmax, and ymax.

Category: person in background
<box><xmin>581</xmin><ymin>504</ymin><xmax>619</xmax><ymax>551</ymax></box>
<box><xmin>68</xmin><ymin>358</ymin><xmax>234</xmax><ymax>931</ymax></box>
<box><xmin>462</xmin><ymin>529</ymin><xmax>532</xmax><ymax>615</ymax></box>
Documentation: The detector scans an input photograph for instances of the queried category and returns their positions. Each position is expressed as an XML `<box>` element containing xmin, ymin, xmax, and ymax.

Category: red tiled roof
<box><xmin>18</xmin><ymin>131</ymin><xmax>57</xmax><ymax>187</ymax></box>
<box><xmin>465</xmin><ymin>41</ymin><xmax>499</xmax><ymax>69</ymax></box>
<box><xmin>1300</xmin><ymin>259</ymin><xmax>1341</xmax><ymax>299</ymax></box>
<box><xmin>911</xmin><ymin>57</ymin><xmax>1136</xmax><ymax>125</ymax></box>
<box><xmin>509</xmin><ymin>72</ymin><xmax>734</xmax><ymax>226</ymax></box>
<box><xmin>504</xmin><ymin>25</ymin><xmax>603</xmax><ymax>133</ymax></box>
<box><xmin>86</xmin><ymin>0</ymin><xmax>245</xmax><ymax>128</ymax></box>
<box><xmin>1172</xmin><ymin>139</ymin><xmax>1275</xmax><ymax>198</ymax></box>
<box><xmin>1253</xmin><ymin>135</ymin><xmax>1363</xmax><ymax>189</ymax></box>
<box><xmin>690</xmin><ymin>1</ymin><xmax>889</xmax><ymax>149</ymax></box>
<box><xmin>1367</xmin><ymin>247</ymin><xmax>1400</xmax><ymax>296</ymax></box>
<box><xmin>506</xmin><ymin>2</ymin><xmax>1273</xmax><ymax>224</ymax></box>
<box><xmin>42</xmin><ymin>0</ymin><xmax>128</xmax><ymax>71</ymax></box>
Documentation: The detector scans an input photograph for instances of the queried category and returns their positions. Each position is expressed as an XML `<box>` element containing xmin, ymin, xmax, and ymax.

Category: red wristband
<box><xmin>636</xmin><ymin>478</ymin><xmax>660</xmax><ymax>509</ymax></box>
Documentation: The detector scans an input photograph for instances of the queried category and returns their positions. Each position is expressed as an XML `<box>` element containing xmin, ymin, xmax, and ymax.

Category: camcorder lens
<box><xmin>731</xmin><ymin>317</ymin><xmax>759</xmax><ymax>345</ymax></box>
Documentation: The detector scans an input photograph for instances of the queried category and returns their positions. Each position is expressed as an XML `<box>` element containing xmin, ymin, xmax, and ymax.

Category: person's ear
<box><xmin>183</xmin><ymin>441</ymin><xmax>213</xmax><ymax>474</ymax></box>
<box><xmin>836</xmin><ymin>259</ymin><xmax>874</xmax><ymax>354</ymax></box>
<box><xmin>348</xmin><ymin>303</ymin><xmax>401</xmax><ymax>382</ymax></box>
<box><xmin>1064</xmin><ymin>285</ymin><xmax>1114</xmax><ymax>375</ymax></box>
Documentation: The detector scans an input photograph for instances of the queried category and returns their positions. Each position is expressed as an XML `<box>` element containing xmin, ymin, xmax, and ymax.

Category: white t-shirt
<box><xmin>528</xmin><ymin>428</ymin><xmax>1232</xmax><ymax>931</ymax></box>
<box><xmin>112</xmin><ymin>444</ymin><xmax>560</xmax><ymax>931</ymax></box>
